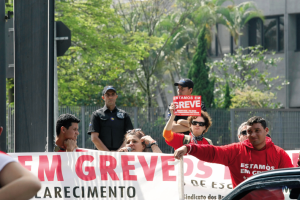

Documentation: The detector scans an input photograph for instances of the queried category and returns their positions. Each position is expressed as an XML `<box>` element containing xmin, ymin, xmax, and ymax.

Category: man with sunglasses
<box><xmin>87</xmin><ymin>86</ymin><xmax>133</xmax><ymax>151</ymax></box>
<box><xmin>237</xmin><ymin>122</ymin><xmax>248</xmax><ymax>142</ymax></box>
<box><xmin>174</xmin><ymin>116</ymin><xmax>293</xmax><ymax>189</ymax></box>
<box><xmin>169</xmin><ymin>78</ymin><xmax>207</xmax><ymax>135</ymax></box>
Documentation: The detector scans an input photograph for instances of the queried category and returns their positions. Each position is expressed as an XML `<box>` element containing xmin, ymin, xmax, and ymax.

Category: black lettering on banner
<box><xmin>119</xmin><ymin>186</ymin><xmax>125</xmax><ymax>198</ymax></box>
<box><xmin>64</xmin><ymin>187</ymin><xmax>71</xmax><ymax>198</ymax></box>
<box><xmin>35</xmin><ymin>193</ymin><xmax>41</xmax><ymax>198</ymax></box>
<box><xmin>109</xmin><ymin>186</ymin><xmax>117</xmax><ymax>197</ymax></box>
<box><xmin>218</xmin><ymin>194</ymin><xmax>224</xmax><ymax>199</ymax></box>
<box><xmin>227</xmin><ymin>184</ymin><xmax>233</xmax><ymax>189</ymax></box>
<box><xmin>73</xmin><ymin>186</ymin><xmax>80</xmax><ymax>198</ymax></box>
<box><xmin>81</xmin><ymin>186</ymin><xmax>85</xmax><ymax>198</ymax></box>
<box><xmin>44</xmin><ymin>187</ymin><xmax>52</xmax><ymax>198</ymax></box>
<box><xmin>127</xmin><ymin>186</ymin><xmax>135</xmax><ymax>198</ymax></box>
<box><xmin>88</xmin><ymin>186</ymin><xmax>98</xmax><ymax>198</ymax></box>
<box><xmin>219</xmin><ymin>183</ymin><xmax>224</xmax><ymax>189</ymax></box>
<box><xmin>191</xmin><ymin>180</ymin><xmax>199</xmax><ymax>186</ymax></box>
<box><xmin>200</xmin><ymin>180</ymin><xmax>206</xmax><ymax>187</ymax></box>
<box><xmin>212</xmin><ymin>182</ymin><xmax>217</xmax><ymax>189</ymax></box>
<box><xmin>101</xmin><ymin>186</ymin><xmax>106</xmax><ymax>198</ymax></box>
<box><xmin>54</xmin><ymin>187</ymin><xmax>62</xmax><ymax>198</ymax></box>
<box><xmin>208</xmin><ymin>194</ymin><xmax>216</xmax><ymax>199</ymax></box>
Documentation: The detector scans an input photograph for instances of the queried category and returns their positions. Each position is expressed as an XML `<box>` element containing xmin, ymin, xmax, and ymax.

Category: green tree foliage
<box><xmin>231</xmin><ymin>87</ymin><xmax>281</xmax><ymax>109</ymax></box>
<box><xmin>188</xmin><ymin>27</ymin><xmax>214</xmax><ymax>108</ymax></box>
<box><xmin>207</xmin><ymin>45</ymin><xmax>288</xmax><ymax>108</ymax></box>
<box><xmin>55</xmin><ymin>0</ymin><xmax>149</xmax><ymax>106</ymax></box>
<box><xmin>216</xmin><ymin>1</ymin><xmax>264</xmax><ymax>45</ymax></box>
<box><xmin>113</xmin><ymin>0</ymin><xmax>200</xmax><ymax>108</ymax></box>
<box><xmin>223</xmin><ymin>82</ymin><xmax>231</xmax><ymax>109</ymax></box>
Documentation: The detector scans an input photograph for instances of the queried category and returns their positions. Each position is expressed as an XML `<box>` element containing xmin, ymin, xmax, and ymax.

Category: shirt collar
<box><xmin>103</xmin><ymin>105</ymin><xmax>118</xmax><ymax>112</ymax></box>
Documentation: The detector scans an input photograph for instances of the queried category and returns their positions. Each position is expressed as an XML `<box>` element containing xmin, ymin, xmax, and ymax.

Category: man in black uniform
<box><xmin>169</xmin><ymin>78</ymin><xmax>207</xmax><ymax>135</ymax></box>
<box><xmin>88</xmin><ymin>86</ymin><xmax>133</xmax><ymax>151</ymax></box>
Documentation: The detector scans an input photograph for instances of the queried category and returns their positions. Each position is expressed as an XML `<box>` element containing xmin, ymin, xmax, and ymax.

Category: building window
<box><xmin>296</xmin><ymin>14</ymin><xmax>300</xmax><ymax>51</ymax></box>
<box><xmin>209</xmin><ymin>24</ymin><xmax>234</xmax><ymax>56</ymax></box>
<box><xmin>248</xmin><ymin>16</ymin><xmax>284</xmax><ymax>52</ymax></box>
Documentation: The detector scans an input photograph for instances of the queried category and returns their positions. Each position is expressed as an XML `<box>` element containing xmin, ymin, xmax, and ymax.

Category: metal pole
<box><xmin>230</xmin><ymin>109</ymin><xmax>235</xmax><ymax>143</ymax></box>
<box><xmin>285</xmin><ymin>0</ymin><xmax>289</xmax><ymax>108</ymax></box>
<box><xmin>0</xmin><ymin>0</ymin><xmax>7</xmax><ymax>151</ymax></box>
<box><xmin>134</xmin><ymin>107</ymin><xmax>138</xmax><ymax>128</ymax></box>
<box><xmin>81</xmin><ymin>106</ymin><xmax>85</xmax><ymax>148</ymax></box>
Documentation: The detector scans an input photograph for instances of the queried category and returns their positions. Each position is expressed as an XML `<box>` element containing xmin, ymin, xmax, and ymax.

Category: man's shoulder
<box><xmin>93</xmin><ymin>107</ymin><xmax>106</xmax><ymax>115</ymax></box>
<box><xmin>116</xmin><ymin>107</ymin><xmax>131</xmax><ymax>118</ymax></box>
<box><xmin>116</xmin><ymin>107</ymin><xmax>126</xmax><ymax>113</ymax></box>
<box><xmin>273</xmin><ymin>144</ymin><xmax>288</xmax><ymax>154</ymax></box>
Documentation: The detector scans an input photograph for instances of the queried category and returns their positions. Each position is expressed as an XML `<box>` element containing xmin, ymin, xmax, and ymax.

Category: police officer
<box><xmin>169</xmin><ymin>78</ymin><xmax>207</xmax><ymax>135</ymax></box>
<box><xmin>88</xmin><ymin>86</ymin><xmax>133</xmax><ymax>151</ymax></box>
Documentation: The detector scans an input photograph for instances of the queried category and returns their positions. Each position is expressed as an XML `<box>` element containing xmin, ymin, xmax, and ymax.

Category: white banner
<box><xmin>183</xmin><ymin>150</ymin><xmax>300</xmax><ymax>200</ymax></box>
<box><xmin>9</xmin><ymin>152</ymin><xmax>184</xmax><ymax>200</ymax></box>
<box><xmin>9</xmin><ymin>150</ymin><xmax>299</xmax><ymax>200</ymax></box>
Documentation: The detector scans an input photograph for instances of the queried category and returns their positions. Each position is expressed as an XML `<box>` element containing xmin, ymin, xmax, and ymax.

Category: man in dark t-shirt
<box><xmin>87</xmin><ymin>86</ymin><xmax>133</xmax><ymax>151</ymax></box>
<box><xmin>169</xmin><ymin>78</ymin><xmax>207</xmax><ymax>135</ymax></box>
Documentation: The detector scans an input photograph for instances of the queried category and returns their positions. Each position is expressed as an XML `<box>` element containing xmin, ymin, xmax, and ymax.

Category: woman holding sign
<box><xmin>118</xmin><ymin>129</ymin><xmax>162</xmax><ymax>153</ymax></box>
<box><xmin>163</xmin><ymin>104</ymin><xmax>213</xmax><ymax>150</ymax></box>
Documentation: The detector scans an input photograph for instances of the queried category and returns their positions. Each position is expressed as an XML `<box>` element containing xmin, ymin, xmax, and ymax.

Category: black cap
<box><xmin>102</xmin><ymin>86</ymin><xmax>117</xmax><ymax>96</ymax></box>
<box><xmin>174</xmin><ymin>78</ymin><xmax>194</xmax><ymax>88</ymax></box>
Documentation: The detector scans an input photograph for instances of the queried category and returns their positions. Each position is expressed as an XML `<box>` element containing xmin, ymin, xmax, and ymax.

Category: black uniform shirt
<box><xmin>87</xmin><ymin>105</ymin><xmax>133</xmax><ymax>150</ymax></box>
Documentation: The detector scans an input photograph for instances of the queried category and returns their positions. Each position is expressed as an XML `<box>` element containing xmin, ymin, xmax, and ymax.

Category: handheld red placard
<box><xmin>173</xmin><ymin>96</ymin><xmax>202</xmax><ymax>116</ymax></box>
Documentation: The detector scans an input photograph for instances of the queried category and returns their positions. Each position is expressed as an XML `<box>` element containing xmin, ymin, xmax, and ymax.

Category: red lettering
<box><xmin>99</xmin><ymin>155</ymin><xmax>119</xmax><ymax>180</ymax></box>
<box><xmin>138</xmin><ymin>156</ymin><xmax>158</xmax><ymax>181</ymax></box>
<box><xmin>183</xmin><ymin>158</ymin><xmax>193</xmax><ymax>176</ymax></box>
<box><xmin>75</xmin><ymin>155</ymin><xmax>96</xmax><ymax>181</ymax></box>
<box><xmin>292</xmin><ymin>153</ymin><xmax>298</xmax><ymax>167</ymax></box>
<box><xmin>224</xmin><ymin>166</ymin><xmax>231</xmax><ymax>179</ymax></box>
<box><xmin>161</xmin><ymin>156</ymin><xmax>176</xmax><ymax>181</ymax></box>
<box><xmin>121</xmin><ymin>155</ymin><xmax>137</xmax><ymax>181</ymax></box>
<box><xmin>18</xmin><ymin>156</ymin><xmax>32</xmax><ymax>171</ymax></box>
<box><xmin>38</xmin><ymin>155</ymin><xmax>63</xmax><ymax>181</ymax></box>
<box><xmin>195</xmin><ymin>161</ymin><xmax>212</xmax><ymax>178</ymax></box>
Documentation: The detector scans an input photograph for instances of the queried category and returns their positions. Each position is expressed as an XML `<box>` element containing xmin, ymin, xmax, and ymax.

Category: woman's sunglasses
<box><xmin>127</xmin><ymin>128</ymin><xmax>142</xmax><ymax>134</ymax></box>
<box><xmin>240</xmin><ymin>130</ymin><xmax>247</xmax><ymax>136</ymax></box>
<box><xmin>191</xmin><ymin>121</ymin><xmax>206</xmax><ymax>126</ymax></box>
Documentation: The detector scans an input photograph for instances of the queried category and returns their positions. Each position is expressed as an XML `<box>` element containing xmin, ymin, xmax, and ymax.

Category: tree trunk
<box><xmin>156</xmin><ymin>79</ymin><xmax>168</xmax><ymax>111</ymax></box>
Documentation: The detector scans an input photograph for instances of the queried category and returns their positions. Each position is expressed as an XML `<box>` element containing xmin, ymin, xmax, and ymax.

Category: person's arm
<box><xmin>163</xmin><ymin>104</ymin><xmax>176</xmax><ymax>142</ymax></box>
<box><xmin>298</xmin><ymin>152</ymin><xmax>300</xmax><ymax>167</ymax></box>
<box><xmin>150</xmin><ymin>143</ymin><xmax>162</xmax><ymax>153</ymax></box>
<box><xmin>141</xmin><ymin>136</ymin><xmax>162</xmax><ymax>153</ymax></box>
<box><xmin>91</xmin><ymin>132</ymin><xmax>109</xmax><ymax>151</ymax></box>
<box><xmin>64</xmin><ymin>139</ymin><xmax>77</xmax><ymax>152</ymax></box>
<box><xmin>0</xmin><ymin>162</ymin><xmax>41</xmax><ymax>200</ymax></box>
<box><xmin>278</xmin><ymin>149</ymin><xmax>294</xmax><ymax>168</ymax></box>
<box><xmin>175</xmin><ymin>143</ymin><xmax>238</xmax><ymax>165</ymax></box>
<box><xmin>171</xmin><ymin>121</ymin><xmax>190</xmax><ymax>133</ymax></box>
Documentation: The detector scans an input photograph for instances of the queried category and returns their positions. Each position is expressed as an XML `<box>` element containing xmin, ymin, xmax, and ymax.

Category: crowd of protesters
<box><xmin>0</xmin><ymin>78</ymin><xmax>299</xmax><ymax>199</ymax></box>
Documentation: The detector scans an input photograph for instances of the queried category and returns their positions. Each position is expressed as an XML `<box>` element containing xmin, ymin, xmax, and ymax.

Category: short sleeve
<box><xmin>0</xmin><ymin>153</ymin><xmax>16</xmax><ymax>171</ymax></box>
<box><xmin>165</xmin><ymin>133</ymin><xmax>185</xmax><ymax>150</ymax></box>
<box><xmin>87</xmin><ymin>112</ymin><xmax>100</xmax><ymax>135</ymax></box>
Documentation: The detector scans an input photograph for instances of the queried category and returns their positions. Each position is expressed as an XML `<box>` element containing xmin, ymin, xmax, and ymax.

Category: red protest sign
<box><xmin>173</xmin><ymin>96</ymin><xmax>201</xmax><ymax>116</ymax></box>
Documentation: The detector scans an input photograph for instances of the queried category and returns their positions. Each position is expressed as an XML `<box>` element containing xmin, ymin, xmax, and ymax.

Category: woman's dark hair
<box><xmin>187</xmin><ymin>110</ymin><xmax>212</xmax><ymax>133</ymax></box>
<box><xmin>56</xmin><ymin>114</ymin><xmax>80</xmax><ymax>136</ymax></box>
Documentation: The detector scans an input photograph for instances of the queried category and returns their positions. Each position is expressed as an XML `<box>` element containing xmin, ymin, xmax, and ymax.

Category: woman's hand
<box><xmin>141</xmin><ymin>135</ymin><xmax>155</xmax><ymax>146</ymax></box>
<box><xmin>118</xmin><ymin>147</ymin><xmax>130</xmax><ymax>152</ymax></box>
<box><xmin>169</xmin><ymin>103</ymin><xmax>176</xmax><ymax>117</ymax></box>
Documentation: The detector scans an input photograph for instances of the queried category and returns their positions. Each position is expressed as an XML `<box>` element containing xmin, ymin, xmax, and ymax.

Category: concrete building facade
<box><xmin>157</xmin><ymin>0</ymin><xmax>300</xmax><ymax>109</ymax></box>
